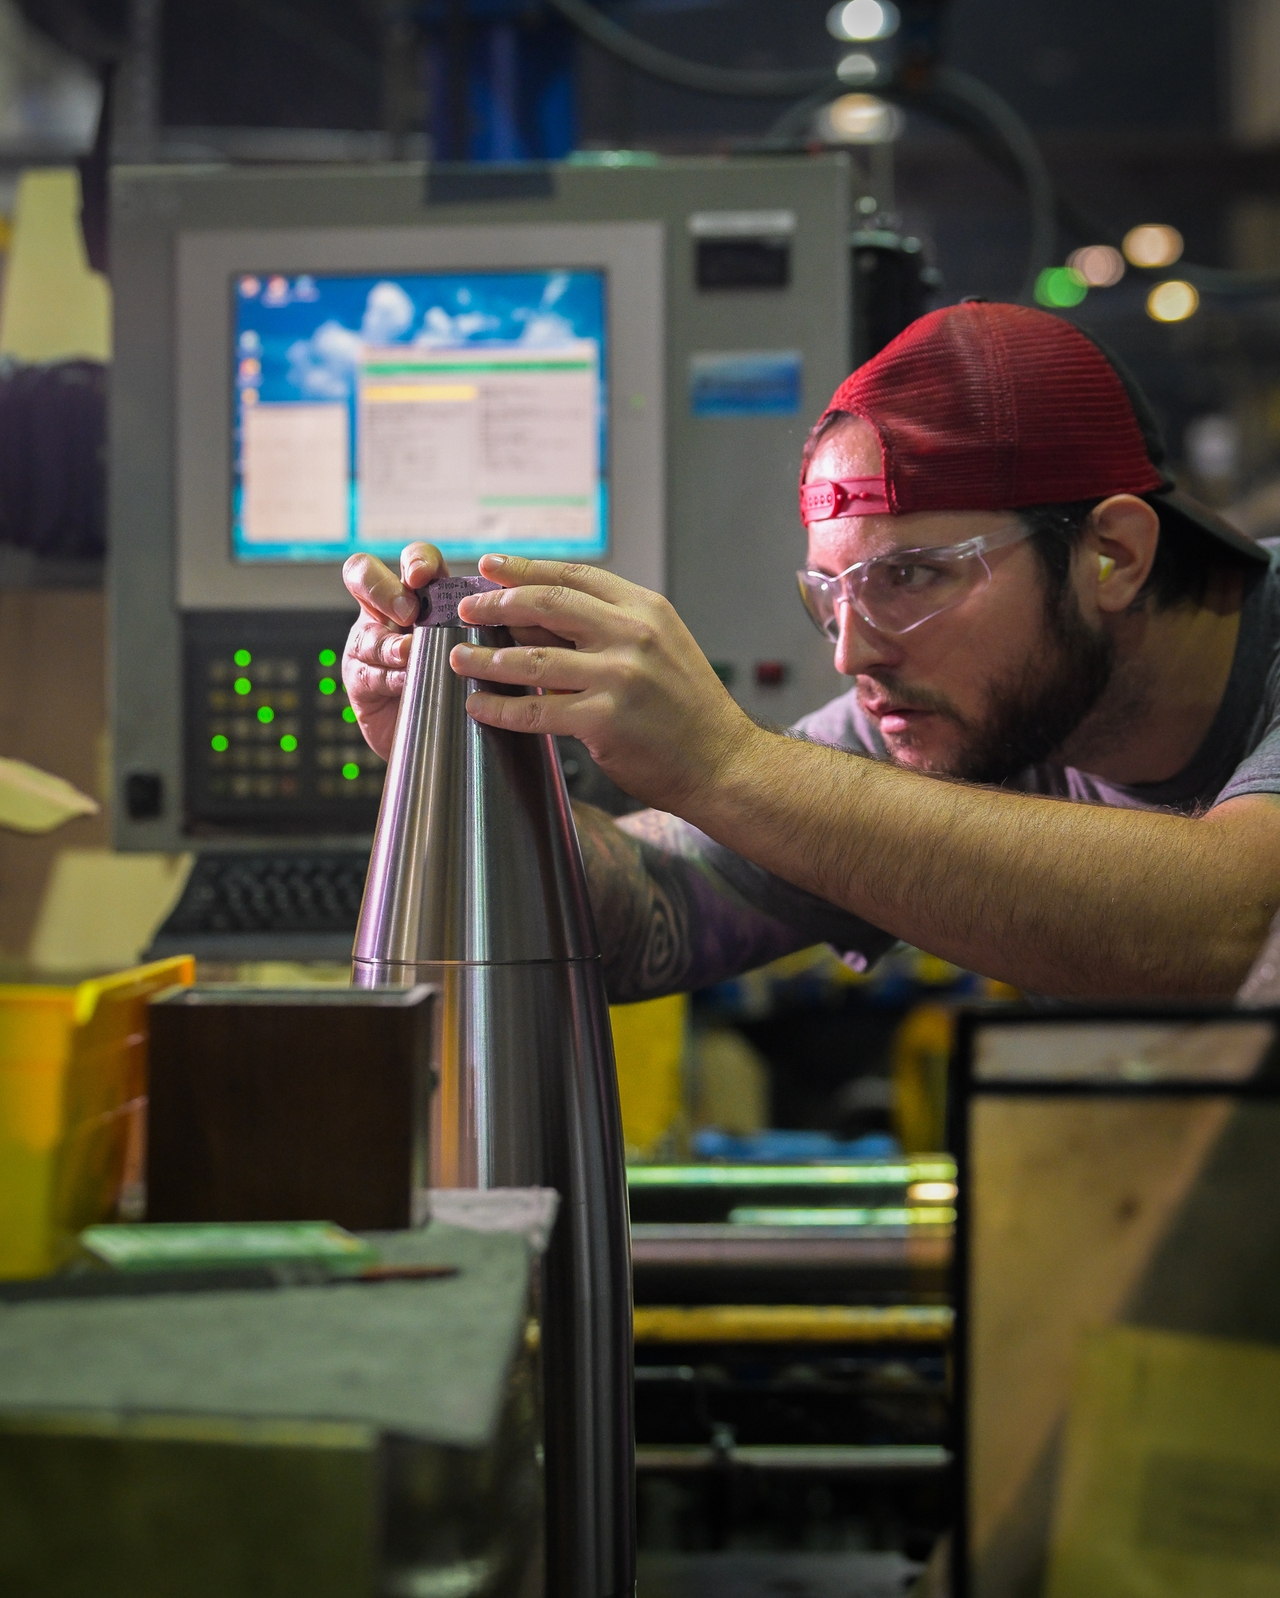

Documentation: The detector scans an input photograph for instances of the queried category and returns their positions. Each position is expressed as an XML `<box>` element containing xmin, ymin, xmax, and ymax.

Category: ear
<box><xmin>1084</xmin><ymin>495</ymin><xmax>1161</xmax><ymax>614</ymax></box>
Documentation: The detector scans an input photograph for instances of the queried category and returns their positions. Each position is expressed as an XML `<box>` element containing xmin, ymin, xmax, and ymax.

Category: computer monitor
<box><xmin>231</xmin><ymin>267</ymin><xmax>608</xmax><ymax>566</ymax></box>
<box><xmin>174</xmin><ymin>220</ymin><xmax>662</xmax><ymax>614</ymax></box>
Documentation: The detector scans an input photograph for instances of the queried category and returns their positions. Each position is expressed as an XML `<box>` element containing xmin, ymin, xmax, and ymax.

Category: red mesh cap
<box><xmin>809</xmin><ymin>300</ymin><xmax>1267</xmax><ymax>563</ymax></box>
<box><xmin>821</xmin><ymin>302</ymin><xmax>1166</xmax><ymax>513</ymax></box>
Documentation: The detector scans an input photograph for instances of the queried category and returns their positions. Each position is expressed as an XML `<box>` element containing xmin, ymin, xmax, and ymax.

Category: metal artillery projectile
<box><xmin>352</xmin><ymin>576</ymin><xmax>635</xmax><ymax>1598</ymax></box>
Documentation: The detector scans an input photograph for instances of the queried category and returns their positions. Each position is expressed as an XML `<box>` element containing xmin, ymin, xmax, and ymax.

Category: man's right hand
<box><xmin>342</xmin><ymin>542</ymin><xmax>446</xmax><ymax>760</ymax></box>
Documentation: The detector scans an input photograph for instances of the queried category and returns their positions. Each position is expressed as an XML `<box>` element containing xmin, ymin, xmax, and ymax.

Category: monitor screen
<box><xmin>231</xmin><ymin>268</ymin><xmax>607</xmax><ymax>565</ymax></box>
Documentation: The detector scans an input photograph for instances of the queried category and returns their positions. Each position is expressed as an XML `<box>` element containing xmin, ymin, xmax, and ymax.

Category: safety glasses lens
<box><xmin>856</xmin><ymin>550</ymin><xmax>987</xmax><ymax>633</ymax></box>
<box><xmin>797</xmin><ymin>573</ymin><xmax>841</xmax><ymax>641</ymax></box>
<box><xmin>798</xmin><ymin>550</ymin><xmax>993</xmax><ymax>639</ymax></box>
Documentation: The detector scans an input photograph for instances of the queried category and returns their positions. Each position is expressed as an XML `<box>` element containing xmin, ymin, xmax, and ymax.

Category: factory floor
<box><xmin>636</xmin><ymin>1550</ymin><xmax>924</xmax><ymax>1597</ymax></box>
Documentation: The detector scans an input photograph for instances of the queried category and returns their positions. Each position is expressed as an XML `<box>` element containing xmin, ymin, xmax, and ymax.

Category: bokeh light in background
<box><xmin>1067</xmin><ymin>245</ymin><xmax>1126</xmax><ymax>287</ymax></box>
<box><xmin>1035</xmin><ymin>265</ymin><xmax>1088</xmax><ymax>308</ymax></box>
<box><xmin>827</xmin><ymin>0</ymin><xmax>900</xmax><ymax>41</ymax></box>
<box><xmin>837</xmin><ymin>52</ymin><xmax>879</xmax><ymax>84</ymax></box>
<box><xmin>1146</xmin><ymin>280</ymin><xmax>1199</xmax><ymax>322</ymax></box>
<box><xmin>820</xmin><ymin>94</ymin><xmax>904</xmax><ymax>143</ymax></box>
<box><xmin>1123</xmin><ymin>224</ymin><xmax>1184</xmax><ymax>268</ymax></box>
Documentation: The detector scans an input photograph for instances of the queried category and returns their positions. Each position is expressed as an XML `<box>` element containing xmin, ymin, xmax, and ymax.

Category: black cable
<box><xmin>764</xmin><ymin>67</ymin><xmax>1057</xmax><ymax>305</ymax></box>
<box><xmin>549</xmin><ymin>0</ymin><xmax>1280</xmax><ymax>301</ymax></box>
<box><xmin>542</xmin><ymin>3</ymin><xmax>1053</xmax><ymax>300</ymax></box>
<box><xmin>542</xmin><ymin>0</ymin><xmax>835</xmax><ymax>98</ymax></box>
<box><xmin>891</xmin><ymin>67</ymin><xmax>1057</xmax><ymax>305</ymax></box>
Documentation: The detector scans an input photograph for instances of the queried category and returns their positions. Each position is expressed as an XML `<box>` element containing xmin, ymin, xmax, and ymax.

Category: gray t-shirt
<box><xmin>672</xmin><ymin>546</ymin><xmax>1280</xmax><ymax>976</ymax></box>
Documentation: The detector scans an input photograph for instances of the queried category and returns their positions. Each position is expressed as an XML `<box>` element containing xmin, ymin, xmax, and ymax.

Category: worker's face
<box><xmin>804</xmin><ymin>419</ymin><xmax>1113</xmax><ymax>783</ymax></box>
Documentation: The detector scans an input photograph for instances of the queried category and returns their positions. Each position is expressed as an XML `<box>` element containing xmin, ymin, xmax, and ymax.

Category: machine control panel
<box><xmin>183</xmin><ymin>611</ymin><xmax>384</xmax><ymax>835</ymax></box>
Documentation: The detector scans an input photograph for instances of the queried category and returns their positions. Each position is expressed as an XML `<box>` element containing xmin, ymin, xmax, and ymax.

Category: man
<box><xmin>342</xmin><ymin>301</ymin><xmax>1280</xmax><ymax>1002</ymax></box>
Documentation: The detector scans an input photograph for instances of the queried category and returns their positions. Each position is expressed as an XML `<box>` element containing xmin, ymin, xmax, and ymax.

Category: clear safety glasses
<box><xmin>797</xmin><ymin>520</ymin><xmax>1034</xmax><ymax>641</ymax></box>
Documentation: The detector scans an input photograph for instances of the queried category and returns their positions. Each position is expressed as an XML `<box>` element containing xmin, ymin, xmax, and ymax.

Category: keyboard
<box><xmin>148</xmin><ymin>850</ymin><xmax>370</xmax><ymax>961</ymax></box>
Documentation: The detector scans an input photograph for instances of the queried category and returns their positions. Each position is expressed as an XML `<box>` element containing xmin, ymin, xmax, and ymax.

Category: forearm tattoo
<box><xmin>572</xmin><ymin>803</ymin><xmax>807</xmax><ymax>1003</ymax></box>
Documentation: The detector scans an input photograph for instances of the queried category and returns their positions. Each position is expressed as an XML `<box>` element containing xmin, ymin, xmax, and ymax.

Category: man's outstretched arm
<box><xmin>457</xmin><ymin>557</ymin><xmax>1280</xmax><ymax>1000</ymax></box>
<box><xmin>688</xmin><ymin>733</ymin><xmax>1280</xmax><ymax>999</ymax></box>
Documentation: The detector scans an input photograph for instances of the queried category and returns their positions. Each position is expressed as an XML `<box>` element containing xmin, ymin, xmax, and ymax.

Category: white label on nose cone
<box><xmin>420</xmin><ymin>575</ymin><xmax>502</xmax><ymax>627</ymax></box>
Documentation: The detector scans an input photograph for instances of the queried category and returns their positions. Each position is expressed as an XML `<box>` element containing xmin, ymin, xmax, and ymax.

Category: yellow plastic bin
<box><xmin>0</xmin><ymin>956</ymin><xmax>194</xmax><ymax>1278</ymax></box>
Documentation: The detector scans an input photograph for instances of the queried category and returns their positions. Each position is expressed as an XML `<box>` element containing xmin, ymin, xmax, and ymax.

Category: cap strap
<box><xmin>800</xmin><ymin>476</ymin><xmax>891</xmax><ymax>524</ymax></box>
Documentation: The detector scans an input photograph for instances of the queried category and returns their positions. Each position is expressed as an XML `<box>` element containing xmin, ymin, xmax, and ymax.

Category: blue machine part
<box><xmin>689</xmin><ymin>350</ymin><xmax>804</xmax><ymax>418</ymax></box>
<box><xmin>417</xmin><ymin>1</ymin><xmax>578</xmax><ymax>161</ymax></box>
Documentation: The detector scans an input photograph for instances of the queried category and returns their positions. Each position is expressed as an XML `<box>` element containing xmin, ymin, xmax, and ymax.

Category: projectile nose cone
<box><xmin>353</xmin><ymin>621</ymin><xmax>598</xmax><ymax>968</ymax></box>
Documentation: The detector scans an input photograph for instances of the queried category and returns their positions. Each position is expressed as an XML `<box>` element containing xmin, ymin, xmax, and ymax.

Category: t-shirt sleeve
<box><xmin>1214</xmin><ymin>712</ymin><xmax>1280</xmax><ymax>804</ymax></box>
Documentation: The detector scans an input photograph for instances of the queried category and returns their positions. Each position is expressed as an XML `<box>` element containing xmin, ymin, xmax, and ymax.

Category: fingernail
<box><xmin>392</xmin><ymin>593</ymin><xmax>418</xmax><ymax>624</ymax></box>
<box><xmin>485</xmin><ymin>554</ymin><xmax>507</xmax><ymax>568</ymax></box>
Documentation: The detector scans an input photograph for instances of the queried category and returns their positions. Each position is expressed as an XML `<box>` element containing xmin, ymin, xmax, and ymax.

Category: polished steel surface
<box><xmin>352</xmin><ymin>610</ymin><xmax>634</xmax><ymax>1598</ymax></box>
<box><xmin>353</xmin><ymin>623</ymin><xmax>596</xmax><ymax>967</ymax></box>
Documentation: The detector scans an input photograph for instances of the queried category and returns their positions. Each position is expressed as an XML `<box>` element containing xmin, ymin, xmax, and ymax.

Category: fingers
<box><xmin>476</xmin><ymin>552</ymin><xmax>638</xmax><ymax>605</ymax></box>
<box><xmin>451</xmin><ymin>640</ymin><xmax>593</xmax><ymax>693</ymax></box>
<box><xmin>458</xmin><ymin>580</ymin><xmax>632</xmax><ymax>647</ymax></box>
<box><xmin>400</xmin><ymin>543</ymin><xmax>447</xmax><ymax>589</ymax></box>
<box><xmin>509</xmin><ymin>624</ymin><xmax>575</xmax><ymax>649</ymax></box>
<box><xmin>347</xmin><ymin>660</ymin><xmax>408</xmax><ymax>700</ymax></box>
<box><xmin>465</xmin><ymin>688</ymin><xmax>577</xmax><ymax>737</ymax></box>
<box><xmin>343</xmin><ymin>551</ymin><xmax>419</xmax><ymax>626</ymax></box>
<box><xmin>349</xmin><ymin>614</ymin><xmax>413</xmax><ymax>672</ymax></box>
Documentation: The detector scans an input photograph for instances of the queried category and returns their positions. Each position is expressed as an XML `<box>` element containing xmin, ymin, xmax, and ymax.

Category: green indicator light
<box><xmin>342</xmin><ymin>705</ymin><xmax>357</xmax><ymax>723</ymax></box>
<box><xmin>210</xmin><ymin>734</ymin><xmax>229</xmax><ymax>752</ymax></box>
<box><xmin>257</xmin><ymin>705</ymin><xmax>275</xmax><ymax>724</ymax></box>
<box><xmin>1034</xmin><ymin>265</ymin><xmax>1088</xmax><ymax>309</ymax></box>
<box><xmin>318</xmin><ymin>648</ymin><xmax>337</xmax><ymax>667</ymax></box>
<box><xmin>342</xmin><ymin>762</ymin><xmax>360</xmax><ymax>780</ymax></box>
<box><xmin>319</xmin><ymin>677</ymin><xmax>337</xmax><ymax>695</ymax></box>
<box><xmin>233</xmin><ymin>649</ymin><xmax>252</xmax><ymax>668</ymax></box>
<box><xmin>234</xmin><ymin>677</ymin><xmax>252</xmax><ymax>695</ymax></box>
<box><xmin>279</xmin><ymin>734</ymin><xmax>298</xmax><ymax>753</ymax></box>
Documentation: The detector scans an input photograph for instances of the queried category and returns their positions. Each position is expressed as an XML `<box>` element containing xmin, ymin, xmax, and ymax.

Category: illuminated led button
<box><xmin>279</xmin><ymin>734</ymin><xmax>298</xmax><ymax>752</ymax></box>
<box><xmin>319</xmin><ymin>677</ymin><xmax>337</xmax><ymax>695</ymax></box>
<box><xmin>234</xmin><ymin>677</ymin><xmax>252</xmax><ymax>695</ymax></box>
<box><xmin>342</xmin><ymin>762</ymin><xmax>360</xmax><ymax>780</ymax></box>
<box><xmin>342</xmin><ymin>706</ymin><xmax>357</xmax><ymax>723</ymax></box>
<box><xmin>210</xmin><ymin>734</ymin><xmax>229</xmax><ymax>752</ymax></box>
<box><xmin>257</xmin><ymin>705</ymin><xmax>275</xmax><ymax>724</ymax></box>
<box><xmin>233</xmin><ymin>649</ymin><xmax>252</xmax><ymax>667</ymax></box>
<box><xmin>318</xmin><ymin>648</ymin><xmax>337</xmax><ymax>667</ymax></box>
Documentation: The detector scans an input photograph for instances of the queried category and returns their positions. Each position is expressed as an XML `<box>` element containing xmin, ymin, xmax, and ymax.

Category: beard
<box><xmin>869</xmin><ymin>585</ymin><xmax>1116</xmax><ymax>786</ymax></box>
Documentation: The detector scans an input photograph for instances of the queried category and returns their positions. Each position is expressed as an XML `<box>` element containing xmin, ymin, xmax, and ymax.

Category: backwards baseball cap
<box><xmin>799</xmin><ymin>301</ymin><xmax>1265</xmax><ymax>564</ymax></box>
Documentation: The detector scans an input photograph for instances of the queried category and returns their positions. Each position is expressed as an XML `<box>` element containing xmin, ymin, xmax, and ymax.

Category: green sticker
<box><xmin>79</xmin><ymin>1221</ymin><xmax>377</xmax><ymax>1273</ymax></box>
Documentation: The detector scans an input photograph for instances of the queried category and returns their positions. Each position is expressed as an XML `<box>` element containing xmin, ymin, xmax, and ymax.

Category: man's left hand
<box><xmin>454</xmin><ymin>554</ymin><xmax>759</xmax><ymax>812</ymax></box>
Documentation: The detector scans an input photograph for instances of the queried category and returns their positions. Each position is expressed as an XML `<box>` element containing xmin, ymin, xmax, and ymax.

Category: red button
<box><xmin>755</xmin><ymin>661</ymin><xmax>788</xmax><ymax>687</ymax></box>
